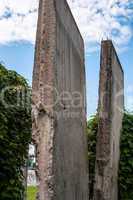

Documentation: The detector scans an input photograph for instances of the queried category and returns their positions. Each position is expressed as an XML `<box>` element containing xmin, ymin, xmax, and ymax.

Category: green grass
<box><xmin>27</xmin><ymin>186</ymin><xmax>37</xmax><ymax>200</ymax></box>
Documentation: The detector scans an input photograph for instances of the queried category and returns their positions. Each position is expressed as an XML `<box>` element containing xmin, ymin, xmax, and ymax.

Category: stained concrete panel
<box><xmin>94</xmin><ymin>40</ymin><xmax>124</xmax><ymax>200</ymax></box>
<box><xmin>32</xmin><ymin>0</ymin><xmax>89</xmax><ymax>200</ymax></box>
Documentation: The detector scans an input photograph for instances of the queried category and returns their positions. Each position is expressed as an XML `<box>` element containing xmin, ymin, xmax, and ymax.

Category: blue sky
<box><xmin>0</xmin><ymin>0</ymin><xmax>133</xmax><ymax>117</ymax></box>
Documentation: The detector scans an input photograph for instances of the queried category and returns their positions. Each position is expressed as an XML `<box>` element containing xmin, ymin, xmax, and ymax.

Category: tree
<box><xmin>118</xmin><ymin>112</ymin><xmax>133</xmax><ymax>200</ymax></box>
<box><xmin>87</xmin><ymin>115</ymin><xmax>98</xmax><ymax>200</ymax></box>
<box><xmin>0</xmin><ymin>64</ymin><xmax>31</xmax><ymax>200</ymax></box>
<box><xmin>87</xmin><ymin>112</ymin><xmax>133</xmax><ymax>200</ymax></box>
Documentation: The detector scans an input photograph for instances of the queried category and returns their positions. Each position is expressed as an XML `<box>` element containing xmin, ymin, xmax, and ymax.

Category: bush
<box><xmin>27</xmin><ymin>187</ymin><xmax>37</xmax><ymax>200</ymax></box>
<box><xmin>0</xmin><ymin>64</ymin><xmax>31</xmax><ymax>199</ymax></box>
<box><xmin>87</xmin><ymin>112</ymin><xmax>133</xmax><ymax>200</ymax></box>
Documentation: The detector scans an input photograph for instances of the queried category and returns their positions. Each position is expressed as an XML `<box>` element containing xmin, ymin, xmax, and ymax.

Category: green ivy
<box><xmin>119</xmin><ymin>112</ymin><xmax>133</xmax><ymax>200</ymax></box>
<box><xmin>87</xmin><ymin>112</ymin><xmax>133</xmax><ymax>200</ymax></box>
<box><xmin>87</xmin><ymin>115</ymin><xmax>98</xmax><ymax>200</ymax></box>
<box><xmin>0</xmin><ymin>64</ymin><xmax>31</xmax><ymax>200</ymax></box>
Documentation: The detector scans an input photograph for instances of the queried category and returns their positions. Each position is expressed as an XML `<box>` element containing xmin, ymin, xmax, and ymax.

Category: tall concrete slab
<box><xmin>94</xmin><ymin>40</ymin><xmax>124</xmax><ymax>200</ymax></box>
<box><xmin>32</xmin><ymin>0</ymin><xmax>89</xmax><ymax>200</ymax></box>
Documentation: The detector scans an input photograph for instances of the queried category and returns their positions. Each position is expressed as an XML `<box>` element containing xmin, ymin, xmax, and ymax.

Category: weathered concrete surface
<box><xmin>94</xmin><ymin>40</ymin><xmax>124</xmax><ymax>200</ymax></box>
<box><xmin>32</xmin><ymin>0</ymin><xmax>89</xmax><ymax>200</ymax></box>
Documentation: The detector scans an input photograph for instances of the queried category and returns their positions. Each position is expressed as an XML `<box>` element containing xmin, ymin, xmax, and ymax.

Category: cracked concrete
<box><xmin>94</xmin><ymin>40</ymin><xmax>124</xmax><ymax>200</ymax></box>
<box><xmin>32</xmin><ymin>0</ymin><xmax>89</xmax><ymax>199</ymax></box>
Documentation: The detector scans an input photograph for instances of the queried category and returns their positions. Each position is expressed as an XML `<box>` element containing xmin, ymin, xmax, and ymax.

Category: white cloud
<box><xmin>0</xmin><ymin>0</ymin><xmax>132</xmax><ymax>52</ymax></box>
<box><xmin>67</xmin><ymin>0</ymin><xmax>133</xmax><ymax>52</ymax></box>
<box><xmin>0</xmin><ymin>0</ymin><xmax>38</xmax><ymax>44</ymax></box>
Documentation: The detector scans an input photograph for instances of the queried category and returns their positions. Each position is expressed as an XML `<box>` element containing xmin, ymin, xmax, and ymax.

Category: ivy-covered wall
<box><xmin>87</xmin><ymin>112</ymin><xmax>133</xmax><ymax>200</ymax></box>
<box><xmin>0</xmin><ymin>64</ymin><xmax>31</xmax><ymax>199</ymax></box>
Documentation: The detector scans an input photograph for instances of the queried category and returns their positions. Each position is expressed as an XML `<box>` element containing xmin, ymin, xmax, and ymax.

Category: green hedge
<box><xmin>0</xmin><ymin>64</ymin><xmax>31</xmax><ymax>199</ymax></box>
<box><xmin>87</xmin><ymin>112</ymin><xmax>133</xmax><ymax>200</ymax></box>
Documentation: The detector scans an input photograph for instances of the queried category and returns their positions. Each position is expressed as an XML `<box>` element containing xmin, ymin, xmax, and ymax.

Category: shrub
<box><xmin>27</xmin><ymin>186</ymin><xmax>37</xmax><ymax>200</ymax></box>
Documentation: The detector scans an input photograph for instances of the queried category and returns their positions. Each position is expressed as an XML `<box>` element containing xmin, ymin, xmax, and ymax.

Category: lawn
<box><xmin>27</xmin><ymin>186</ymin><xmax>37</xmax><ymax>200</ymax></box>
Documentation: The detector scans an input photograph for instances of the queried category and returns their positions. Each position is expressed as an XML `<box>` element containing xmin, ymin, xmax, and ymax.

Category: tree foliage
<box><xmin>0</xmin><ymin>64</ymin><xmax>31</xmax><ymax>199</ymax></box>
<box><xmin>87</xmin><ymin>115</ymin><xmax>98</xmax><ymax>200</ymax></box>
<box><xmin>87</xmin><ymin>112</ymin><xmax>133</xmax><ymax>200</ymax></box>
<box><xmin>119</xmin><ymin>112</ymin><xmax>133</xmax><ymax>200</ymax></box>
